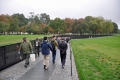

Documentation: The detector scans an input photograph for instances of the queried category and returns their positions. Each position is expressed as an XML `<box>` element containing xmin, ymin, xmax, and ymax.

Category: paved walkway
<box><xmin>0</xmin><ymin>43</ymin><xmax>79</xmax><ymax>80</ymax></box>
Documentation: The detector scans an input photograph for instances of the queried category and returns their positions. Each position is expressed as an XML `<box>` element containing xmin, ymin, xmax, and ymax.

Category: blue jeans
<box><xmin>52</xmin><ymin>49</ymin><xmax>56</xmax><ymax>62</ymax></box>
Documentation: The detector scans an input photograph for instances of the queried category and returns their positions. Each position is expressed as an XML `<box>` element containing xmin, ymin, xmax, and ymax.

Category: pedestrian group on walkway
<box><xmin>18</xmin><ymin>36</ymin><xmax>70</xmax><ymax>70</ymax></box>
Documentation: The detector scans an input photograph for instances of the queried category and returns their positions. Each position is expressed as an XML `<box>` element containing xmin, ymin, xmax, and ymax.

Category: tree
<box><xmin>76</xmin><ymin>18</ymin><xmax>84</xmax><ymax>34</ymax></box>
<box><xmin>105</xmin><ymin>20</ymin><xmax>114</xmax><ymax>34</ymax></box>
<box><xmin>96</xmin><ymin>17</ymin><xmax>104</xmax><ymax>34</ymax></box>
<box><xmin>82</xmin><ymin>19</ymin><xmax>90</xmax><ymax>34</ymax></box>
<box><xmin>0</xmin><ymin>14</ymin><xmax>10</xmax><ymax>34</ymax></box>
<box><xmin>40</xmin><ymin>13</ymin><xmax>50</xmax><ymax>24</ymax></box>
<box><xmin>12</xmin><ymin>13</ymin><xmax>29</xmax><ymax>27</ymax></box>
<box><xmin>8</xmin><ymin>17</ymin><xmax>20</xmax><ymax>34</ymax></box>
<box><xmin>26</xmin><ymin>22</ymin><xmax>33</xmax><ymax>34</ymax></box>
<box><xmin>84</xmin><ymin>16</ymin><xmax>93</xmax><ymax>34</ymax></box>
<box><xmin>0</xmin><ymin>14</ymin><xmax>9</xmax><ymax>22</ymax></box>
<box><xmin>34</xmin><ymin>15</ymin><xmax>41</xmax><ymax>25</ymax></box>
<box><xmin>43</xmin><ymin>26</ymin><xmax>49</xmax><ymax>35</ymax></box>
<box><xmin>0</xmin><ymin>22</ymin><xmax>9</xmax><ymax>34</ymax></box>
<box><xmin>64</xmin><ymin>18</ymin><xmax>75</xmax><ymax>33</ymax></box>
<box><xmin>49</xmin><ymin>18</ymin><xmax>65</xmax><ymax>34</ymax></box>
<box><xmin>112</xmin><ymin>22</ymin><xmax>118</xmax><ymax>33</ymax></box>
<box><xmin>19</xmin><ymin>26</ymin><xmax>26</xmax><ymax>32</ymax></box>
<box><xmin>48</xmin><ymin>27</ymin><xmax>54</xmax><ymax>33</ymax></box>
<box><xmin>90</xmin><ymin>17</ymin><xmax>103</xmax><ymax>34</ymax></box>
<box><xmin>118</xmin><ymin>29</ymin><xmax>120</xmax><ymax>34</ymax></box>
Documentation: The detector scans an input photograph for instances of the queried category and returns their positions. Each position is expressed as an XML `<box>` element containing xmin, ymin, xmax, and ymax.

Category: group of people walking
<box><xmin>18</xmin><ymin>36</ymin><xmax>70</xmax><ymax>70</ymax></box>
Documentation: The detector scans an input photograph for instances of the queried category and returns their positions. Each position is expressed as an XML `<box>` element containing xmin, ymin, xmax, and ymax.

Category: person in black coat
<box><xmin>34</xmin><ymin>38</ymin><xmax>40</xmax><ymax>57</ymax></box>
<box><xmin>59</xmin><ymin>38</ymin><xmax>68</xmax><ymax>68</ymax></box>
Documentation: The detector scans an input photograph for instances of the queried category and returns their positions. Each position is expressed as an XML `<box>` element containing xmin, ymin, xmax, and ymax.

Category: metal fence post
<box><xmin>69</xmin><ymin>42</ymin><xmax>72</xmax><ymax>76</ymax></box>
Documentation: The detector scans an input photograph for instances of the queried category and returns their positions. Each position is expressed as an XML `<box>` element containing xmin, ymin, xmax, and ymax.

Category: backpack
<box><xmin>51</xmin><ymin>41</ymin><xmax>55</xmax><ymax>49</ymax></box>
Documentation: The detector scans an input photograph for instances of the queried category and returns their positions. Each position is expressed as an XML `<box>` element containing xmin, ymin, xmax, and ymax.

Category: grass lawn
<box><xmin>0</xmin><ymin>35</ymin><xmax>51</xmax><ymax>46</ymax></box>
<box><xmin>71</xmin><ymin>35</ymin><xmax>120</xmax><ymax>80</ymax></box>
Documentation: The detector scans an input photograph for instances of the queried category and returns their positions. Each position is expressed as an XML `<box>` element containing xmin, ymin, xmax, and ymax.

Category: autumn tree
<box><xmin>48</xmin><ymin>27</ymin><xmax>54</xmax><ymax>33</ymax></box>
<box><xmin>0</xmin><ymin>13</ymin><xmax>118</xmax><ymax>35</ymax></box>
<box><xmin>0</xmin><ymin>14</ymin><xmax>9</xmax><ymax>34</ymax></box>
<box><xmin>49</xmin><ymin>18</ymin><xmax>65</xmax><ymax>34</ymax></box>
<box><xmin>64</xmin><ymin>18</ymin><xmax>75</xmax><ymax>33</ymax></box>
<box><xmin>43</xmin><ymin>25</ymin><xmax>49</xmax><ymax>35</ymax></box>
<box><xmin>19</xmin><ymin>26</ymin><xmax>26</xmax><ymax>32</ymax></box>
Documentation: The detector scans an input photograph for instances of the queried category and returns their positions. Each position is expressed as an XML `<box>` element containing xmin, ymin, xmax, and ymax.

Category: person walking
<box><xmin>56</xmin><ymin>37</ymin><xmax>61</xmax><ymax>44</ymax></box>
<box><xmin>51</xmin><ymin>36</ymin><xmax>58</xmax><ymax>64</ymax></box>
<box><xmin>41</xmin><ymin>36</ymin><xmax>52</xmax><ymax>70</ymax></box>
<box><xmin>59</xmin><ymin>38</ymin><xmax>68</xmax><ymax>68</ymax></box>
<box><xmin>18</xmin><ymin>37</ymin><xmax>33</xmax><ymax>68</ymax></box>
<box><xmin>66</xmin><ymin>37</ymin><xmax>70</xmax><ymax>43</ymax></box>
<box><xmin>34</xmin><ymin>38</ymin><xmax>40</xmax><ymax>57</ymax></box>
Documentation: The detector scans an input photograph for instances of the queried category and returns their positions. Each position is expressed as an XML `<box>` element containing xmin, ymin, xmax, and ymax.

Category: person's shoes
<box><xmin>45</xmin><ymin>67</ymin><xmax>48</xmax><ymax>70</ymax></box>
<box><xmin>24</xmin><ymin>65</ymin><xmax>27</xmax><ymax>68</ymax></box>
<box><xmin>27</xmin><ymin>62</ymin><xmax>29</xmax><ymax>66</ymax></box>
<box><xmin>62</xmin><ymin>65</ymin><xmax>65</xmax><ymax>68</ymax></box>
<box><xmin>44</xmin><ymin>65</ymin><xmax>46</xmax><ymax>69</ymax></box>
<box><xmin>53</xmin><ymin>61</ymin><xmax>55</xmax><ymax>64</ymax></box>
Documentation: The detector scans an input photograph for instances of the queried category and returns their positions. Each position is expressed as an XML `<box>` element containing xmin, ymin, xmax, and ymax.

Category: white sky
<box><xmin>0</xmin><ymin>0</ymin><xmax>120</xmax><ymax>29</ymax></box>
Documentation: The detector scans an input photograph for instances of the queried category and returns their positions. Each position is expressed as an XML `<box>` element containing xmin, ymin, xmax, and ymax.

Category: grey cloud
<box><xmin>0</xmin><ymin>0</ymin><xmax>120</xmax><ymax>28</ymax></box>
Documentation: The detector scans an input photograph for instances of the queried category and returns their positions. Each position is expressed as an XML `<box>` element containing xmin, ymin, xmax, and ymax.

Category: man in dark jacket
<box><xmin>59</xmin><ymin>38</ymin><xmax>68</xmax><ymax>68</ymax></box>
<box><xmin>66</xmin><ymin>37</ymin><xmax>70</xmax><ymax>43</ymax></box>
<box><xmin>41</xmin><ymin>36</ymin><xmax>52</xmax><ymax>70</ymax></box>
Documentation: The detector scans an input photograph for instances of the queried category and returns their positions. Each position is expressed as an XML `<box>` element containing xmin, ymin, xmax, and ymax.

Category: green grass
<box><xmin>71</xmin><ymin>35</ymin><xmax>120</xmax><ymax>80</ymax></box>
<box><xmin>0</xmin><ymin>35</ymin><xmax>50</xmax><ymax>46</ymax></box>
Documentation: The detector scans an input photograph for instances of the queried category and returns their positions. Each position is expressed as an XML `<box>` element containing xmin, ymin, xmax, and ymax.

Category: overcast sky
<box><xmin>0</xmin><ymin>0</ymin><xmax>120</xmax><ymax>29</ymax></box>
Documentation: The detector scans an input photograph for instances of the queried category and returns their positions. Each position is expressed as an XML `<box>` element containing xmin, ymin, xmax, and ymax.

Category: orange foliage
<box><xmin>8</xmin><ymin>16</ymin><xmax>14</xmax><ymax>21</ymax></box>
<box><xmin>65</xmin><ymin>18</ymin><xmax>75</xmax><ymax>27</ymax></box>
<box><xmin>78</xmin><ymin>18</ymin><xmax>84</xmax><ymax>23</ymax></box>
<box><xmin>66</xmin><ymin>28</ymin><xmax>72</xmax><ymax>33</ymax></box>
<box><xmin>40</xmin><ymin>23</ymin><xmax>46</xmax><ymax>29</ymax></box>
<box><xmin>0</xmin><ymin>14</ymin><xmax>9</xmax><ymax>22</ymax></box>
<box><xmin>20</xmin><ymin>26</ymin><xmax>26</xmax><ymax>32</ymax></box>
<box><xmin>48</xmin><ymin>27</ymin><xmax>54</xmax><ymax>33</ymax></box>
<box><xmin>65</xmin><ymin>18</ymin><xmax>75</xmax><ymax>32</ymax></box>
